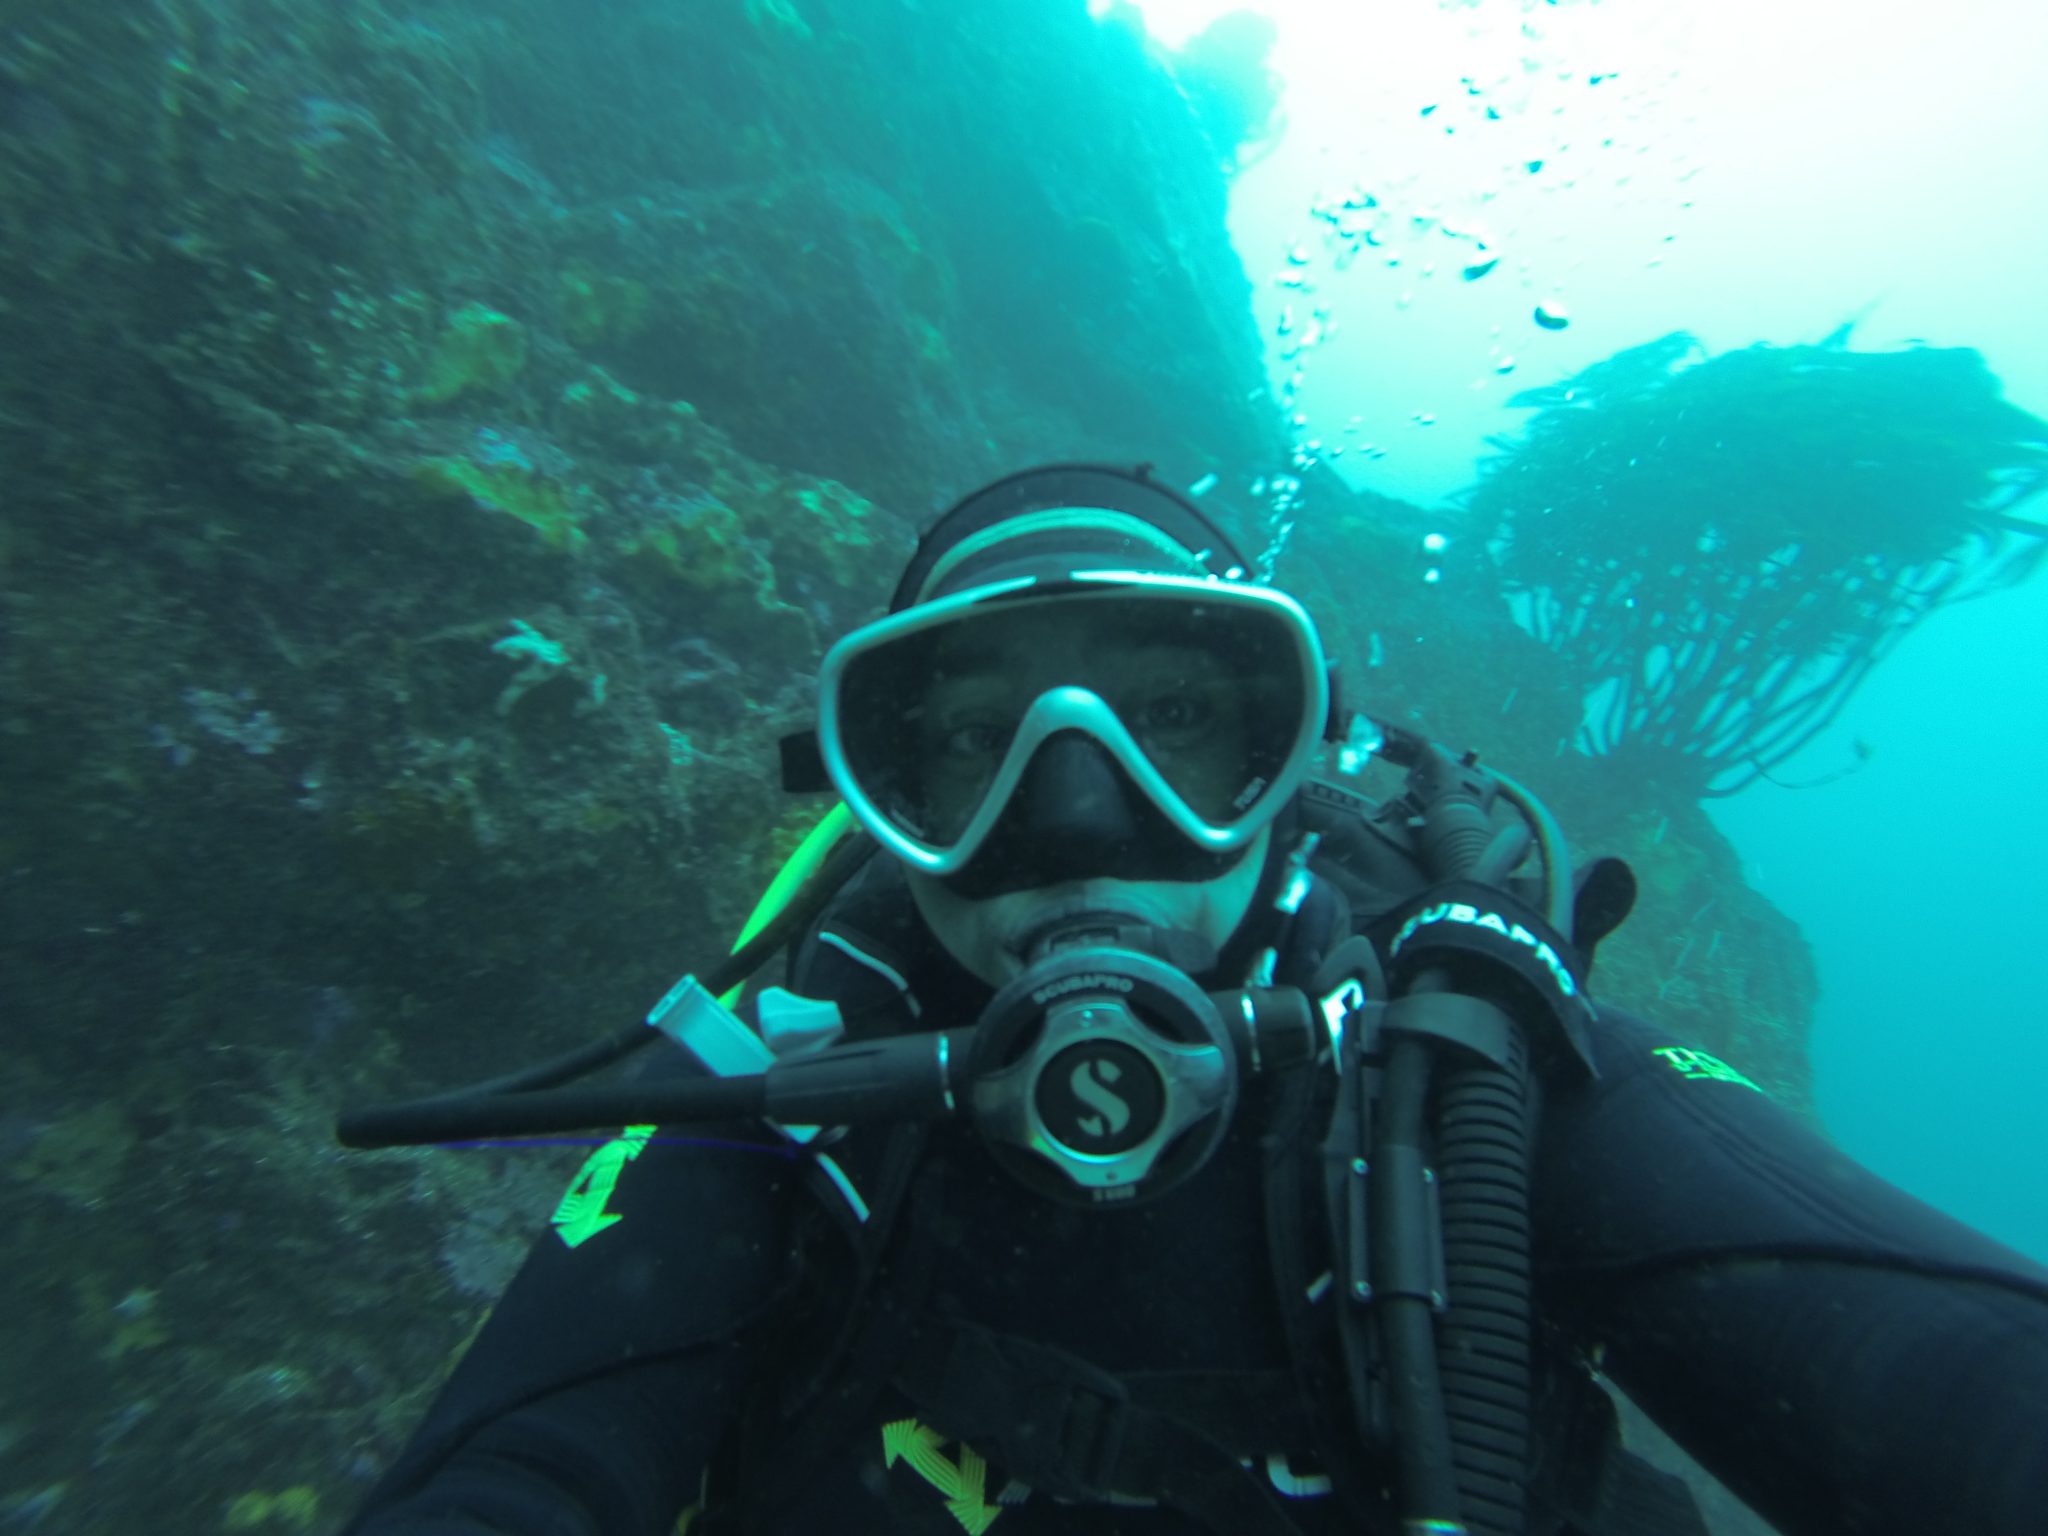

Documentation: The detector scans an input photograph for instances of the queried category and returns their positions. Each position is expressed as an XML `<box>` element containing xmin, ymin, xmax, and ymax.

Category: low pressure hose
<box><xmin>335</xmin><ymin>811</ymin><xmax>875</xmax><ymax>1149</ymax></box>
<box><xmin>1425</xmin><ymin>994</ymin><xmax>1534</xmax><ymax>1536</ymax></box>
<box><xmin>1370</xmin><ymin>1028</ymin><xmax>1464</xmax><ymax>1521</ymax></box>
<box><xmin>1377</xmin><ymin>743</ymin><xmax>1551</xmax><ymax>1536</ymax></box>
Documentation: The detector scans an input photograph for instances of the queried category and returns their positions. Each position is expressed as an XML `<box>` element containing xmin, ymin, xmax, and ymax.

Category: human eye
<box><xmin>924</xmin><ymin>669</ymin><xmax>1014</xmax><ymax>762</ymax></box>
<box><xmin>935</xmin><ymin>714</ymin><xmax>1009</xmax><ymax>761</ymax></box>
<box><xmin>1135</xmin><ymin>686</ymin><xmax>1214</xmax><ymax>736</ymax></box>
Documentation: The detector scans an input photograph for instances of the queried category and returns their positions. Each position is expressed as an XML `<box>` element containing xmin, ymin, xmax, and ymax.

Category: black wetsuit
<box><xmin>347</xmin><ymin>854</ymin><xmax>2048</xmax><ymax>1536</ymax></box>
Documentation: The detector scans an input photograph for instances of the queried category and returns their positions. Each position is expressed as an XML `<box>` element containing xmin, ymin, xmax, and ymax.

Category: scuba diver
<box><xmin>339</xmin><ymin>464</ymin><xmax>2048</xmax><ymax>1536</ymax></box>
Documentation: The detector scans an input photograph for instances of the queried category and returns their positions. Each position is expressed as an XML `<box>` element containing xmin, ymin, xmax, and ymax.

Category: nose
<box><xmin>1011</xmin><ymin>732</ymin><xmax>1143</xmax><ymax>855</ymax></box>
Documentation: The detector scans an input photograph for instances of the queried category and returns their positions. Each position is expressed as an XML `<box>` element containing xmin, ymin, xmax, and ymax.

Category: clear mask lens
<box><xmin>833</xmin><ymin>587</ymin><xmax>1315</xmax><ymax>856</ymax></box>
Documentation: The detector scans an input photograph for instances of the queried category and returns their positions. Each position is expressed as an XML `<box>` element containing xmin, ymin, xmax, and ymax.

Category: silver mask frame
<box><xmin>817</xmin><ymin>570</ymin><xmax>1331</xmax><ymax>875</ymax></box>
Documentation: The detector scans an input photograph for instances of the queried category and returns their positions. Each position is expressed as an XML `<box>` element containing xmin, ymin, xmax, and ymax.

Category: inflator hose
<box><xmin>1427</xmin><ymin>1004</ymin><xmax>1534</xmax><ymax>1536</ymax></box>
<box><xmin>1371</xmin><ymin>1034</ymin><xmax>1462</xmax><ymax>1518</ymax></box>
<box><xmin>334</xmin><ymin>820</ymin><xmax>876</xmax><ymax>1148</ymax></box>
<box><xmin>1373</xmin><ymin>982</ymin><xmax>1536</xmax><ymax>1536</ymax></box>
<box><xmin>1381</xmin><ymin>744</ymin><xmax>1547</xmax><ymax>1536</ymax></box>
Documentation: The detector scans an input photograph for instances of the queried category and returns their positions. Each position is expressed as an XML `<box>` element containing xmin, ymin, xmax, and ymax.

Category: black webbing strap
<box><xmin>1261</xmin><ymin>1053</ymin><xmax>1388</xmax><ymax>1519</ymax></box>
<box><xmin>709</xmin><ymin>1125</ymin><xmax>944</xmax><ymax>1531</ymax></box>
<box><xmin>1120</xmin><ymin>1370</ymin><xmax>1318</xmax><ymax>1455</ymax></box>
<box><xmin>893</xmin><ymin>1320</ymin><xmax>1311</xmax><ymax>1536</ymax></box>
<box><xmin>784</xmin><ymin>1122</ymin><xmax>937</xmax><ymax>1422</ymax></box>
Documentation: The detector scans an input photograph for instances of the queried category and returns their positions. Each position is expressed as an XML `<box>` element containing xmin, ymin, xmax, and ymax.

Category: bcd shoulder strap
<box><xmin>702</xmin><ymin>1120</ymin><xmax>941</xmax><ymax>1531</ymax></box>
<box><xmin>712</xmin><ymin>1115</ymin><xmax>1320</xmax><ymax>1536</ymax></box>
<box><xmin>891</xmin><ymin>1319</ymin><xmax>1313</xmax><ymax>1536</ymax></box>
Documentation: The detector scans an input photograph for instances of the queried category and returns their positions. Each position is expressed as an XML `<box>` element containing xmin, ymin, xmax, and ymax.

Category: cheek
<box><xmin>949</xmin><ymin>908</ymin><xmax>1028</xmax><ymax>987</ymax></box>
<box><xmin>977</xmin><ymin>894</ymin><xmax>1051</xmax><ymax>954</ymax></box>
<box><xmin>907</xmin><ymin>878</ymin><xmax>1029</xmax><ymax>986</ymax></box>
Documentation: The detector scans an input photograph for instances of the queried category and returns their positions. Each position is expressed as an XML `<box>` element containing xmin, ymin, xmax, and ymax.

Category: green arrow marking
<box><xmin>551</xmin><ymin>1125</ymin><xmax>654</xmax><ymax>1248</ymax></box>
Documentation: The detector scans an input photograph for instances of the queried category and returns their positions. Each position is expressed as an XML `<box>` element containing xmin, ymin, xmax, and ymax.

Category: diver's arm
<box><xmin>345</xmin><ymin>1130</ymin><xmax>813</xmax><ymax>1536</ymax></box>
<box><xmin>346</xmin><ymin>1347</ymin><xmax>748</xmax><ymax>1536</ymax></box>
<box><xmin>1534</xmin><ymin>1005</ymin><xmax>2048</xmax><ymax>1536</ymax></box>
<box><xmin>1561</xmin><ymin>1250</ymin><xmax>2048</xmax><ymax>1536</ymax></box>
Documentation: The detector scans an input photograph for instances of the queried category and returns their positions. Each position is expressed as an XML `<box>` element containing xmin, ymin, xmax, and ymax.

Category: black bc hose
<box><xmin>1374</xmin><ymin>739</ymin><xmax>1550</xmax><ymax>1536</ymax></box>
<box><xmin>335</xmin><ymin>831</ymin><xmax>878</xmax><ymax>1147</ymax></box>
<box><xmin>1371</xmin><ymin>1029</ymin><xmax>1464</xmax><ymax>1517</ymax></box>
<box><xmin>1428</xmin><ymin>997</ymin><xmax>1534</xmax><ymax>1536</ymax></box>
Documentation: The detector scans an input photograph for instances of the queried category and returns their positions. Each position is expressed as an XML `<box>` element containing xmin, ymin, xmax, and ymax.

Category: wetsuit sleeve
<box><xmin>345</xmin><ymin>1126</ymin><xmax>812</xmax><ymax>1536</ymax></box>
<box><xmin>1534</xmin><ymin>1004</ymin><xmax>2048</xmax><ymax>1536</ymax></box>
<box><xmin>345</xmin><ymin>871</ymin><xmax>929</xmax><ymax>1536</ymax></box>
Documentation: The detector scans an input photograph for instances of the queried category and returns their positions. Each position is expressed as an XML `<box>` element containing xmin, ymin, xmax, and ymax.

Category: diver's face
<box><xmin>913</xmin><ymin>601</ymin><xmax>1254</xmax><ymax>838</ymax></box>
<box><xmin>907</xmin><ymin>826</ymin><xmax>1271</xmax><ymax>986</ymax></box>
<box><xmin>902</xmin><ymin>600</ymin><xmax>1270</xmax><ymax>987</ymax></box>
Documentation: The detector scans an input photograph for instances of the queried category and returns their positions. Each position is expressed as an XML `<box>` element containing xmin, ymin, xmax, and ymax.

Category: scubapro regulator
<box><xmin>965</xmin><ymin>917</ymin><xmax>1244</xmax><ymax>1207</ymax></box>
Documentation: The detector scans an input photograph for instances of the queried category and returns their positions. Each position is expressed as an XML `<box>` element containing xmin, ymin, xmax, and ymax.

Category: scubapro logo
<box><xmin>1070</xmin><ymin>1058</ymin><xmax>1133</xmax><ymax>1139</ymax></box>
<box><xmin>1031</xmin><ymin>972</ymin><xmax>1135</xmax><ymax>1007</ymax></box>
<box><xmin>1390</xmin><ymin>901</ymin><xmax>1577</xmax><ymax>998</ymax></box>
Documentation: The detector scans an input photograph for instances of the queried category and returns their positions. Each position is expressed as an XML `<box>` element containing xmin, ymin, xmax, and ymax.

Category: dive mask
<box><xmin>818</xmin><ymin>571</ymin><xmax>1331</xmax><ymax>881</ymax></box>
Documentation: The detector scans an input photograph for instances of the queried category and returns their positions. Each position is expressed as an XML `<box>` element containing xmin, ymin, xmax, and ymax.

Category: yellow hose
<box><xmin>718</xmin><ymin>801</ymin><xmax>858</xmax><ymax>1007</ymax></box>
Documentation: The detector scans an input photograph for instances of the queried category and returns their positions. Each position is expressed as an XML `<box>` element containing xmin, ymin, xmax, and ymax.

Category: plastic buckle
<box><xmin>1053</xmin><ymin>1379</ymin><xmax>1130</xmax><ymax>1497</ymax></box>
<box><xmin>754</xmin><ymin>986</ymin><xmax>847</xmax><ymax>1057</ymax></box>
<box><xmin>643</xmin><ymin>975</ymin><xmax>830</xmax><ymax>1143</ymax></box>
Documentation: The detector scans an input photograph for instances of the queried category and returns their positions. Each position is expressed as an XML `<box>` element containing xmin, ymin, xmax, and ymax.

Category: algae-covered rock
<box><xmin>223</xmin><ymin>1485</ymin><xmax>321</xmax><ymax>1531</ymax></box>
<box><xmin>415</xmin><ymin>303</ymin><xmax>530</xmax><ymax>405</ymax></box>
<box><xmin>10</xmin><ymin>1102</ymin><xmax>133</xmax><ymax>1210</ymax></box>
<box><xmin>412</xmin><ymin>454</ymin><xmax>590</xmax><ymax>552</ymax></box>
<box><xmin>558</xmin><ymin>266</ymin><xmax>652</xmax><ymax>348</ymax></box>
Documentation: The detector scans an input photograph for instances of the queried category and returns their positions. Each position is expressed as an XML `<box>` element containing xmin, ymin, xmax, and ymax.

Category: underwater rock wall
<box><xmin>0</xmin><ymin>1</ymin><xmax>1282</xmax><ymax>1525</ymax></box>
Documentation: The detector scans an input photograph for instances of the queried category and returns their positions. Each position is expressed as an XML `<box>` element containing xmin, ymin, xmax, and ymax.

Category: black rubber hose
<box><xmin>1395</xmin><ymin>741</ymin><xmax>1547</xmax><ymax>1536</ymax></box>
<box><xmin>1431</xmin><ymin>1021</ymin><xmax>1534</xmax><ymax>1536</ymax></box>
<box><xmin>475</xmin><ymin>829</ymin><xmax>877</xmax><ymax>1096</ymax></box>
<box><xmin>332</xmin><ymin>832</ymin><xmax>877</xmax><ymax>1140</ymax></box>
<box><xmin>336</xmin><ymin>1074</ymin><xmax>768</xmax><ymax>1148</ymax></box>
<box><xmin>1371</xmin><ymin>1033</ymin><xmax>1462</xmax><ymax>1521</ymax></box>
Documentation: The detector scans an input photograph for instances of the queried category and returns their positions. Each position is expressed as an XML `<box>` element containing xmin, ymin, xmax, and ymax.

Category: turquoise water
<box><xmin>1175</xmin><ymin>0</ymin><xmax>2048</xmax><ymax>1264</ymax></box>
<box><xmin>1709</xmin><ymin>579</ymin><xmax>2048</xmax><ymax>1265</ymax></box>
